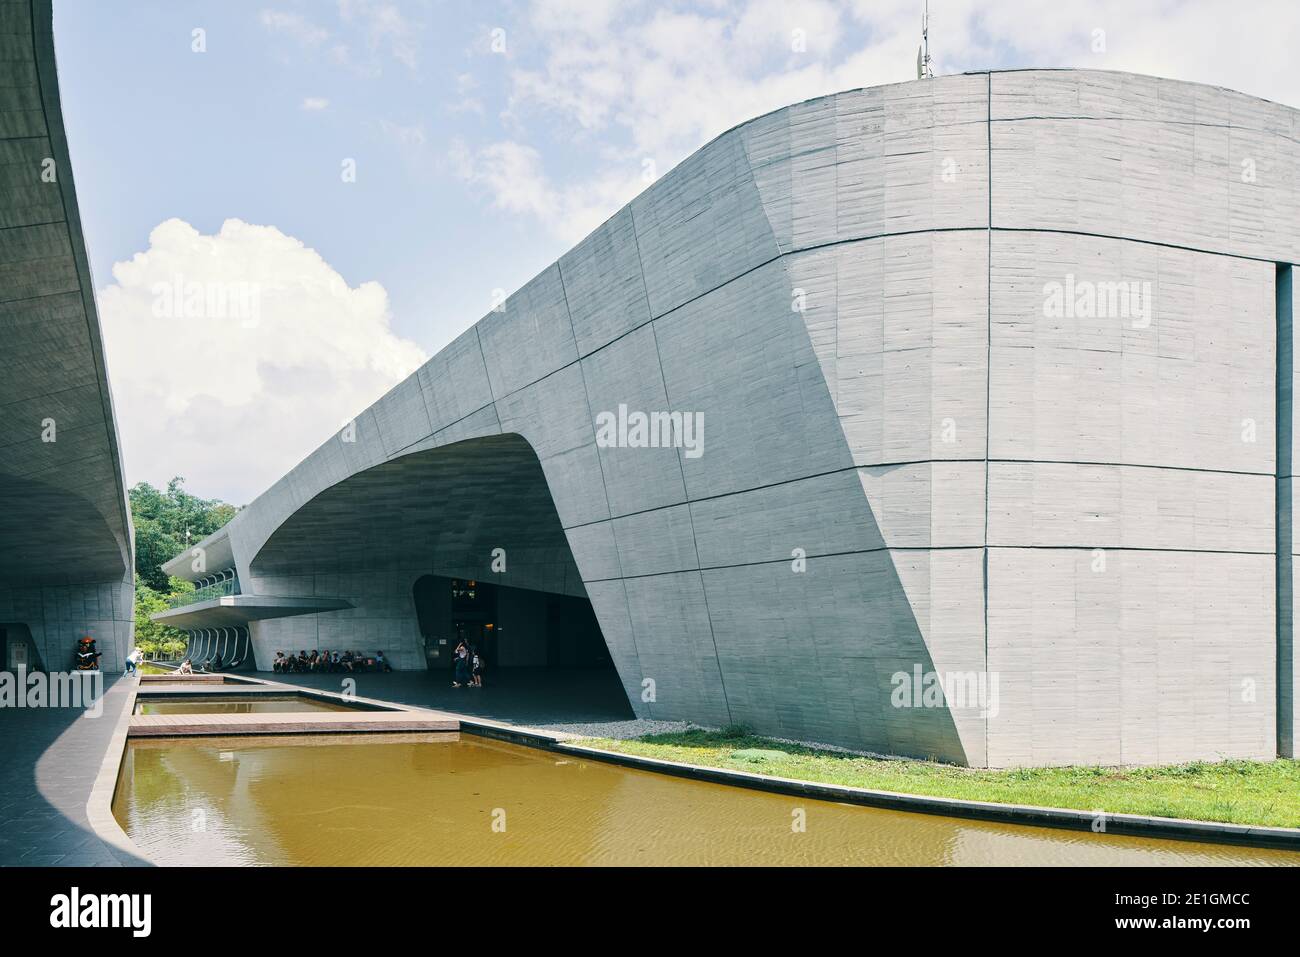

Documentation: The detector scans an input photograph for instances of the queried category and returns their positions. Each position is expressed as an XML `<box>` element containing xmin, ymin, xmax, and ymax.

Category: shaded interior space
<box><xmin>248</xmin><ymin>434</ymin><xmax>633</xmax><ymax>725</ymax></box>
<box><xmin>250</xmin><ymin>435</ymin><xmax>587</xmax><ymax>594</ymax></box>
<box><xmin>412</xmin><ymin>574</ymin><xmax>612</xmax><ymax>671</ymax></box>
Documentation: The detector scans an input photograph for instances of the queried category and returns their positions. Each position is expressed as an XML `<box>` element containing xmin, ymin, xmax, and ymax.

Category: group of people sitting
<box><xmin>272</xmin><ymin>649</ymin><xmax>392</xmax><ymax>674</ymax></box>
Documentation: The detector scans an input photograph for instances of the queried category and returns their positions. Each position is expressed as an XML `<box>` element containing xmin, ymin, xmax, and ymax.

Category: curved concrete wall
<box><xmin>172</xmin><ymin>70</ymin><xmax>1300</xmax><ymax>767</ymax></box>
<box><xmin>0</xmin><ymin>0</ymin><xmax>134</xmax><ymax>673</ymax></box>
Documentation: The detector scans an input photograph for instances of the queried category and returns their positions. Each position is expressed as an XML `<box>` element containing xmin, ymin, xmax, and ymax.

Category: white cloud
<box><xmin>337</xmin><ymin>0</ymin><xmax>421</xmax><ymax>70</ymax></box>
<box><xmin>449</xmin><ymin>72</ymin><xmax>484</xmax><ymax>115</ymax></box>
<box><xmin>259</xmin><ymin>2</ymin><xmax>422</xmax><ymax>76</ymax></box>
<box><xmin>258</xmin><ymin>9</ymin><xmax>329</xmax><ymax>46</ymax></box>
<box><xmin>301</xmin><ymin>96</ymin><xmax>330</xmax><ymax>111</ymax></box>
<box><xmin>99</xmin><ymin>218</ymin><xmax>427</xmax><ymax>504</ymax></box>
<box><xmin>470</xmin><ymin>1</ymin><xmax>901</xmax><ymax>241</ymax></box>
<box><xmin>453</xmin><ymin>0</ymin><xmax>1300</xmax><ymax>245</ymax></box>
<box><xmin>380</xmin><ymin>118</ymin><xmax>426</xmax><ymax>147</ymax></box>
<box><xmin>450</xmin><ymin>138</ymin><xmax>644</xmax><ymax>245</ymax></box>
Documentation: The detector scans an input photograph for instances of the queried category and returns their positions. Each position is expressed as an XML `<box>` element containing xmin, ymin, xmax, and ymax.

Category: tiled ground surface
<box><xmin>264</xmin><ymin>667</ymin><xmax>634</xmax><ymax>725</ymax></box>
<box><xmin>0</xmin><ymin>675</ymin><xmax>148</xmax><ymax>866</ymax></box>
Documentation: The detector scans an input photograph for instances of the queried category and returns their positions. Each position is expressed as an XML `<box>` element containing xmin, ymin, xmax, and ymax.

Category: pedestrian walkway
<box><xmin>0</xmin><ymin>675</ymin><xmax>148</xmax><ymax>866</ymax></box>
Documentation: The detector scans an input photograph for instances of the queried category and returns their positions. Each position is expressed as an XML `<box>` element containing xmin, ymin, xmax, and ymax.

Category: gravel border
<box><xmin>535</xmin><ymin>718</ymin><xmax>694</xmax><ymax>739</ymax></box>
<box><xmin>545</xmin><ymin>719</ymin><xmax>911</xmax><ymax>760</ymax></box>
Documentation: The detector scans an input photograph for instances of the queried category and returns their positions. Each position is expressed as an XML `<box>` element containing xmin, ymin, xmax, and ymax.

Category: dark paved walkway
<box><xmin>0</xmin><ymin>674</ymin><xmax>148</xmax><ymax>866</ymax></box>
<box><xmin>263</xmin><ymin>667</ymin><xmax>634</xmax><ymax>726</ymax></box>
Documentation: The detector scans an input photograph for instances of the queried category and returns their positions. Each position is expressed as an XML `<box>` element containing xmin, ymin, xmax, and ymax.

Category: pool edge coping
<box><xmin>453</xmin><ymin>722</ymin><xmax>1300</xmax><ymax>853</ymax></box>
<box><xmin>85</xmin><ymin>676</ymin><xmax>155</xmax><ymax>866</ymax></box>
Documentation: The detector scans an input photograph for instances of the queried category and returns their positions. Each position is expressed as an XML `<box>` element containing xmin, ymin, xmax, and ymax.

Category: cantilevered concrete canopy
<box><xmin>165</xmin><ymin>69</ymin><xmax>1300</xmax><ymax>768</ymax></box>
<box><xmin>252</xmin><ymin>435</ymin><xmax>585</xmax><ymax>592</ymax></box>
<box><xmin>160</xmin><ymin>529</ymin><xmax>235</xmax><ymax>582</ymax></box>
<box><xmin>151</xmin><ymin>595</ymin><xmax>355</xmax><ymax>630</ymax></box>
<box><xmin>0</xmin><ymin>0</ymin><xmax>134</xmax><ymax>671</ymax></box>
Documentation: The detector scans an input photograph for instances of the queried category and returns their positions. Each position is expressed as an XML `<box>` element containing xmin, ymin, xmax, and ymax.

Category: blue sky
<box><xmin>56</xmin><ymin>0</ymin><xmax>560</xmax><ymax>357</ymax></box>
<box><xmin>51</xmin><ymin>0</ymin><xmax>1300</xmax><ymax>503</ymax></box>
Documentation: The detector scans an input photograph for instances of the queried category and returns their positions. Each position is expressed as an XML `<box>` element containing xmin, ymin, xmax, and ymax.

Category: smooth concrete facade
<box><xmin>0</xmin><ymin>0</ymin><xmax>134</xmax><ymax>674</ymax></box>
<box><xmin>165</xmin><ymin>70</ymin><xmax>1300</xmax><ymax>767</ymax></box>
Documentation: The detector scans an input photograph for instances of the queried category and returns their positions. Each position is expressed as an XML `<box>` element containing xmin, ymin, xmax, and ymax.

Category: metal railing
<box><xmin>167</xmin><ymin>568</ymin><xmax>240</xmax><ymax>608</ymax></box>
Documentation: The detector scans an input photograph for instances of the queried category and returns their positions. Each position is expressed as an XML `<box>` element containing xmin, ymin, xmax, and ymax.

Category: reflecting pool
<box><xmin>112</xmin><ymin>733</ymin><xmax>1300</xmax><ymax>866</ymax></box>
<box><xmin>134</xmin><ymin>695</ymin><xmax>357</xmax><ymax>716</ymax></box>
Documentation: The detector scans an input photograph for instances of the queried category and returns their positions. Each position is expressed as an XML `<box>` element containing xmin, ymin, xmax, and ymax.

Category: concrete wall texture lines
<box><xmin>152</xmin><ymin>68</ymin><xmax>1300</xmax><ymax>768</ymax></box>
<box><xmin>0</xmin><ymin>1</ymin><xmax>134</xmax><ymax>676</ymax></box>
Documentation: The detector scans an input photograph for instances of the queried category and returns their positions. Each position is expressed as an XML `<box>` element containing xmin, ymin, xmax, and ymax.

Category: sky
<box><xmin>52</xmin><ymin>0</ymin><xmax>1300</xmax><ymax>505</ymax></box>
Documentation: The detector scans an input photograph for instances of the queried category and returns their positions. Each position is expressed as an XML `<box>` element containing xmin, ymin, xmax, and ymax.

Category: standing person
<box><xmin>452</xmin><ymin>641</ymin><xmax>468</xmax><ymax>688</ymax></box>
<box><xmin>471</xmin><ymin>646</ymin><xmax>483</xmax><ymax>688</ymax></box>
<box><xmin>124</xmin><ymin>647</ymin><xmax>138</xmax><ymax>675</ymax></box>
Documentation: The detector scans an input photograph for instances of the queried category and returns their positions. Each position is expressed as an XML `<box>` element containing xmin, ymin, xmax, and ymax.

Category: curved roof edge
<box><xmin>33</xmin><ymin>0</ymin><xmax>134</xmax><ymax>567</ymax></box>
<box><xmin>163</xmin><ymin>66</ymin><xmax>1300</xmax><ymax>578</ymax></box>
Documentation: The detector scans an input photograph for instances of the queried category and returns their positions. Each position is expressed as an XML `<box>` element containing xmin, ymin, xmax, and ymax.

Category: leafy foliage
<box><xmin>127</xmin><ymin>477</ymin><xmax>236</xmax><ymax>660</ymax></box>
<box><xmin>132</xmin><ymin>577</ymin><xmax>193</xmax><ymax>659</ymax></box>
<box><xmin>130</xmin><ymin>477</ymin><xmax>237</xmax><ymax>590</ymax></box>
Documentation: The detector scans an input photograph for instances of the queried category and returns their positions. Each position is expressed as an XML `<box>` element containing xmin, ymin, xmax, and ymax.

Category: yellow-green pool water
<box><xmin>111</xmin><ymin>733</ymin><xmax>1300</xmax><ymax>866</ymax></box>
<box><xmin>134</xmin><ymin>695</ymin><xmax>356</xmax><ymax>715</ymax></box>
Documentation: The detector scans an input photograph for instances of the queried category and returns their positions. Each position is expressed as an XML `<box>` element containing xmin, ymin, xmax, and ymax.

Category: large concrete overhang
<box><xmin>150</xmin><ymin>594</ymin><xmax>354</xmax><ymax>629</ymax></box>
<box><xmin>0</xmin><ymin>0</ymin><xmax>133</xmax><ymax>589</ymax></box>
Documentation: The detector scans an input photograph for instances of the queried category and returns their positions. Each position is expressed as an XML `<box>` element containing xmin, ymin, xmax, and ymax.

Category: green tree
<box><xmin>133</xmin><ymin>577</ymin><xmax>193</xmax><ymax>659</ymax></box>
<box><xmin>130</xmin><ymin>477</ymin><xmax>238</xmax><ymax>590</ymax></box>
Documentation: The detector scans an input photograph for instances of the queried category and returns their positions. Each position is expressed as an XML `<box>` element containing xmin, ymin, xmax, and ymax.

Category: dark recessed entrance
<box><xmin>412</xmin><ymin>575</ymin><xmax>613</xmax><ymax>676</ymax></box>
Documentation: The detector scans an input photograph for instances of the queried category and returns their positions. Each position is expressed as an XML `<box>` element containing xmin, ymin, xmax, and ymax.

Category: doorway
<box><xmin>412</xmin><ymin>574</ymin><xmax>614</xmax><ymax>673</ymax></box>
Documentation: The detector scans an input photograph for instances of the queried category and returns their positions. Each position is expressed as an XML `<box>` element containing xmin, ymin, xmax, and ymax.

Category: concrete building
<box><xmin>0</xmin><ymin>0</ymin><xmax>134</xmax><ymax>676</ymax></box>
<box><xmin>157</xmin><ymin>69</ymin><xmax>1300</xmax><ymax>768</ymax></box>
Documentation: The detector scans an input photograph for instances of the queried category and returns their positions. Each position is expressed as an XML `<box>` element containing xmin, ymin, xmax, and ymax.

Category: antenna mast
<box><xmin>917</xmin><ymin>0</ymin><xmax>934</xmax><ymax>79</ymax></box>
